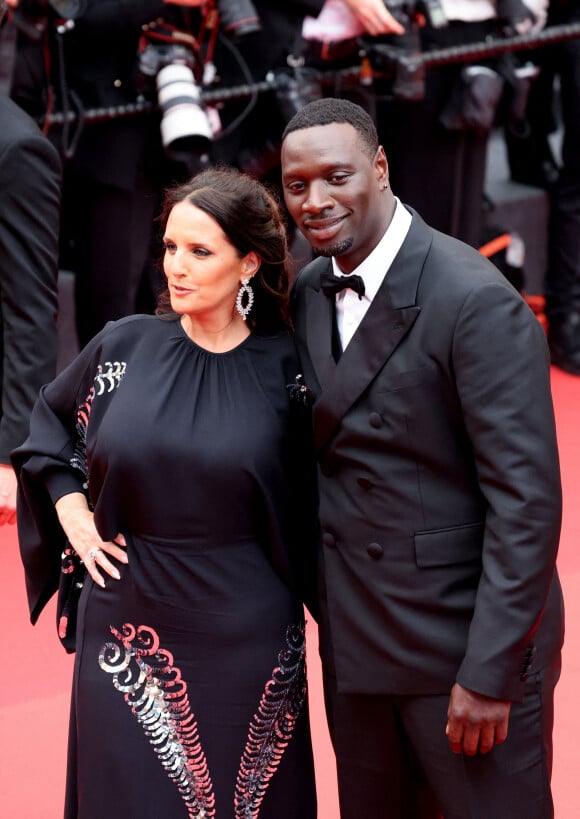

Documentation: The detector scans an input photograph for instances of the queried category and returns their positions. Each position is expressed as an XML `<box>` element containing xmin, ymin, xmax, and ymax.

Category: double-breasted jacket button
<box><xmin>322</xmin><ymin>532</ymin><xmax>336</xmax><ymax>549</ymax></box>
<box><xmin>369</xmin><ymin>412</ymin><xmax>382</xmax><ymax>429</ymax></box>
<box><xmin>367</xmin><ymin>542</ymin><xmax>384</xmax><ymax>560</ymax></box>
<box><xmin>357</xmin><ymin>476</ymin><xmax>372</xmax><ymax>490</ymax></box>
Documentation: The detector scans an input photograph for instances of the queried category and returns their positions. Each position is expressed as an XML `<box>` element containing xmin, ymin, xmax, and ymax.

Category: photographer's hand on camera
<box><xmin>342</xmin><ymin>0</ymin><xmax>404</xmax><ymax>36</ymax></box>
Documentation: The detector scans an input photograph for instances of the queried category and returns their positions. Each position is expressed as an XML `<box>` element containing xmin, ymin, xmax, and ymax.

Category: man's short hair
<box><xmin>282</xmin><ymin>97</ymin><xmax>379</xmax><ymax>160</ymax></box>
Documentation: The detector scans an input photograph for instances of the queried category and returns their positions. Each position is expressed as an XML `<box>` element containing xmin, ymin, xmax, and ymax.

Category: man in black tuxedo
<box><xmin>0</xmin><ymin>50</ymin><xmax>60</xmax><ymax>524</ymax></box>
<box><xmin>281</xmin><ymin>97</ymin><xmax>564</xmax><ymax>818</ymax></box>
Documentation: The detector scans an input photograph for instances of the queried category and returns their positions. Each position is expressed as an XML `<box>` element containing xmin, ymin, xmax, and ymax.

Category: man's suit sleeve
<box><xmin>0</xmin><ymin>124</ymin><xmax>61</xmax><ymax>463</ymax></box>
<box><xmin>451</xmin><ymin>281</ymin><xmax>562</xmax><ymax>700</ymax></box>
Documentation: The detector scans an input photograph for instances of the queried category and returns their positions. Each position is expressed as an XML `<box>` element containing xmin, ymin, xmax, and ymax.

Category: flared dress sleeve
<box><xmin>11</xmin><ymin>323</ymin><xmax>118</xmax><ymax>633</ymax></box>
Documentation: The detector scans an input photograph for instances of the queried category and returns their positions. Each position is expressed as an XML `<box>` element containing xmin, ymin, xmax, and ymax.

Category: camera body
<box><xmin>138</xmin><ymin>40</ymin><xmax>196</xmax><ymax>79</ymax></box>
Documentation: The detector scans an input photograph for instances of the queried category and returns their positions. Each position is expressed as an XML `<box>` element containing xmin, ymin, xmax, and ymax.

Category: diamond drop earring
<box><xmin>235</xmin><ymin>277</ymin><xmax>255</xmax><ymax>321</ymax></box>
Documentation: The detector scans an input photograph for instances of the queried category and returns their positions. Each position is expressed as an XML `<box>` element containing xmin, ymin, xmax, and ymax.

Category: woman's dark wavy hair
<box><xmin>156</xmin><ymin>165</ymin><xmax>292</xmax><ymax>334</ymax></box>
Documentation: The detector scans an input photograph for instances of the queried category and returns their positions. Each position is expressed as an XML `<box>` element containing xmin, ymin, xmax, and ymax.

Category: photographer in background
<box><xmin>371</xmin><ymin>0</ymin><xmax>549</xmax><ymax>249</ymax></box>
<box><xmin>0</xmin><ymin>0</ymin><xmax>60</xmax><ymax>525</ymax></box>
<box><xmin>292</xmin><ymin>0</ymin><xmax>548</xmax><ymax>250</ymax></box>
<box><xmin>207</xmin><ymin>1</ymin><xmax>330</xmax><ymax>187</ymax></box>
<box><xmin>9</xmin><ymin>0</ymin><xmax>205</xmax><ymax>348</ymax></box>
<box><xmin>543</xmin><ymin>0</ymin><xmax>580</xmax><ymax>375</ymax></box>
<box><xmin>508</xmin><ymin>0</ymin><xmax>580</xmax><ymax>375</ymax></box>
<box><xmin>207</xmin><ymin>2</ymin><xmax>407</xmax><ymax>179</ymax></box>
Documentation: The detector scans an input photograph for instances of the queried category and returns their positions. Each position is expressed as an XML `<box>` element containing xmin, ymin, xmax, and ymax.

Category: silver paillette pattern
<box><xmin>69</xmin><ymin>360</ymin><xmax>126</xmax><ymax>484</ymax></box>
<box><xmin>58</xmin><ymin>362</ymin><xmax>125</xmax><ymax>642</ymax></box>
<box><xmin>69</xmin><ymin>383</ymin><xmax>94</xmax><ymax>485</ymax></box>
<box><xmin>99</xmin><ymin>623</ymin><xmax>216</xmax><ymax>819</ymax></box>
<box><xmin>234</xmin><ymin>623</ymin><xmax>307</xmax><ymax>818</ymax></box>
<box><xmin>98</xmin><ymin>621</ymin><xmax>307</xmax><ymax>817</ymax></box>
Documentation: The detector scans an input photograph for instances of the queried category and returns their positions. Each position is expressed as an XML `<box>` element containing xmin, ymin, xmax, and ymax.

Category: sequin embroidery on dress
<box><xmin>70</xmin><ymin>360</ymin><xmax>126</xmax><ymax>485</ymax></box>
<box><xmin>58</xmin><ymin>361</ymin><xmax>127</xmax><ymax>643</ymax></box>
<box><xmin>98</xmin><ymin>622</ymin><xmax>307</xmax><ymax>817</ymax></box>
<box><xmin>234</xmin><ymin>623</ymin><xmax>307</xmax><ymax>818</ymax></box>
<box><xmin>98</xmin><ymin>623</ymin><xmax>216</xmax><ymax>819</ymax></box>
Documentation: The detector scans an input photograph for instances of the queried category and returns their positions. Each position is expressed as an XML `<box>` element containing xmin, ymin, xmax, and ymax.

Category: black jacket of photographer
<box><xmin>10</xmin><ymin>0</ymin><xmax>171</xmax><ymax>189</ymax></box>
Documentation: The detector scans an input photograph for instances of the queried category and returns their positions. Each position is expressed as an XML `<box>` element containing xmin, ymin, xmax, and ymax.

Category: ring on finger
<box><xmin>87</xmin><ymin>547</ymin><xmax>101</xmax><ymax>564</ymax></box>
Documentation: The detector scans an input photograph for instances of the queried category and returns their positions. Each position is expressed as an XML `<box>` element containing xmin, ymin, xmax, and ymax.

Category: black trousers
<box><xmin>59</xmin><ymin>168</ymin><xmax>159</xmax><ymax>349</ymax></box>
<box><xmin>323</xmin><ymin>662</ymin><xmax>560</xmax><ymax>819</ymax></box>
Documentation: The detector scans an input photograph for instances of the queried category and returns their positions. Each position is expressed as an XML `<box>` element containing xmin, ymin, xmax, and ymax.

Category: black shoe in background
<box><xmin>548</xmin><ymin>311</ymin><xmax>580</xmax><ymax>375</ymax></box>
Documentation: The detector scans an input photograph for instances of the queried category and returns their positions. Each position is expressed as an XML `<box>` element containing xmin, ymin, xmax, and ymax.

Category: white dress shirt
<box><xmin>334</xmin><ymin>197</ymin><xmax>412</xmax><ymax>350</ymax></box>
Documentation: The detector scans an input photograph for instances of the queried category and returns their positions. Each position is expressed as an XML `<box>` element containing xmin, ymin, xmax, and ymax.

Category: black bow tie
<box><xmin>320</xmin><ymin>269</ymin><xmax>366</xmax><ymax>300</ymax></box>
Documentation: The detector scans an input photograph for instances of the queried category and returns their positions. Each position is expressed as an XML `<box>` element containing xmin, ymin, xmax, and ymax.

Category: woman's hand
<box><xmin>55</xmin><ymin>492</ymin><xmax>128</xmax><ymax>588</ymax></box>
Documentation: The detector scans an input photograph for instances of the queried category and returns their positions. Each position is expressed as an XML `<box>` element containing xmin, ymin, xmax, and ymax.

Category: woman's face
<box><xmin>163</xmin><ymin>200</ymin><xmax>257</xmax><ymax>322</ymax></box>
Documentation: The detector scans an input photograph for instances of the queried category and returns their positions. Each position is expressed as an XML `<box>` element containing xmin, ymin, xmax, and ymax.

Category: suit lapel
<box><xmin>304</xmin><ymin>282</ymin><xmax>337</xmax><ymax>391</ymax></box>
<box><xmin>312</xmin><ymin>212</ymin><xmax>431</xmax><ymax>454</ymax></box>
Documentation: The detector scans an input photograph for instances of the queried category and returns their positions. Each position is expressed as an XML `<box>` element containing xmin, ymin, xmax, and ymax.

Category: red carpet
<box><xmin>1</xmin><ymin>366</ymin><xmax>578</xmax><ymax>818</ymax></box>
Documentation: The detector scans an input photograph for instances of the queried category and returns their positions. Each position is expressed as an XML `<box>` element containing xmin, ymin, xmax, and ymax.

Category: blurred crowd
<box><xmin>1</xmin><ymin>0</ymin><xmax>580</xmax><ymax>366</ymax></box>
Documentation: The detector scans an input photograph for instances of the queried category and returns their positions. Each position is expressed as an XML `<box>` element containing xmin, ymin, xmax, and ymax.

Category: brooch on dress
<box><xmin>286</xmin><ymin>374</ymin><xmax>314</xmax><ymax>407</ymax></box>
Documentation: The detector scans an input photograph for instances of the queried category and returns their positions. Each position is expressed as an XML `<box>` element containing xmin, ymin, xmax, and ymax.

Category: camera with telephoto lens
<box><xmin>136</xmin><ymin>21</ymin><xmax>213</xmax><ymax>163</ymax></box>
<box><xmin>216</xmin><ymin>0</ymin><xmax>261</xmax><ymax>39</ymax></box>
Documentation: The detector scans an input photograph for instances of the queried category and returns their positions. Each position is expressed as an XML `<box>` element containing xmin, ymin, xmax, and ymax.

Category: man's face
<box><xmin>281</xmin><ymin>122</ymin><xmax>389</xmax><ymax>273</ymax></box>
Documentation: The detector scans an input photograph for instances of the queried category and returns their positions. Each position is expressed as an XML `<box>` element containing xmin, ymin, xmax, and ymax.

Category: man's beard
<box><xmin>314</xmin><ymin>237</ymin><xmax>353</xmax><ymax>258</ymax></box>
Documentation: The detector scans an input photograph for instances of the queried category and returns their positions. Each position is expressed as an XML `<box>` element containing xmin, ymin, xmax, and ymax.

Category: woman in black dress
<box><xmin>13</xmin><ymin>167</ymin><xmax>318</xmax><ymax>818</ymax></box>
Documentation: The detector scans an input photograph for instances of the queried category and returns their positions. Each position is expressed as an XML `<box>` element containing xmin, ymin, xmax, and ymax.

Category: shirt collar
<box><xmin>331</xmin><ymin>197</ymin><xmax>412</xmax><ymax>302</ymax></box>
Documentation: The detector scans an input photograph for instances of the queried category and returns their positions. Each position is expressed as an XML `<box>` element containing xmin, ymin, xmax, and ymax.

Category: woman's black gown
<box><xmin>13</xmin><ymin>315</ymin><xmax>318</xmax><ymax>819</ymax></box>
